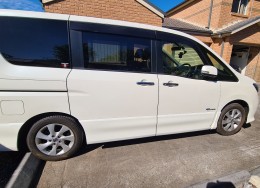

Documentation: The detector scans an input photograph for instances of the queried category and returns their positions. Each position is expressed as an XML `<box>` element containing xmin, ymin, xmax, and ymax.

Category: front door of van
<box><xmin>156</xmin><ymin>38</ymin><xmax>221</xmax><ymax>135</ymax></box>
<box><xmin>67</xmin><ymin>30</ymin><xmax>158</xmax><ymax>144</ymax></box>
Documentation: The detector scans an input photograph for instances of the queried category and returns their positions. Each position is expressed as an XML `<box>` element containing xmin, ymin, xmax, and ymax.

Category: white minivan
<box><xmin>0</xmin><ymin>10</ymin><xmax>258</xmax><ymax>161</ymax></box>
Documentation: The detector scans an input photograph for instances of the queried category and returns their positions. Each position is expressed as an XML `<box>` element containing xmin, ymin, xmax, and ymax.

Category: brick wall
<box><xmin>167</xmin><ymin>0</ymin><xmax>260</xmax><ymax>30</ymax></box>
<box><xmin>193</xmin><ymin>35</ymin><xmax>213</xmax><ymax>44</ymax></box>
<box><xmin>221</xmin><ymin>38</ymin><xmax>233</xmax><ymax>63</ymax></box>
<box><xmin>210</xmin><ymin>38</ymin><xmax>223</xmax><ymax>55</ymax></box>
<box><xmin>44</xmin><ymin>0</ymin><xmax>162</xmax><ymax>26</ymax></box>
<box><xmin>210</xmin><ymin>37</ymin><xmax>233</xmax><ymax>63</ymax></box>
<box><xmin>250</xmin><ymin>0</ymin><xmax>260</xmax><ymax>17</ymax></box>
<box><xmin>230</xmin><ymin>24</ymin><xmax>260</xmax><ymax>45</ymax></box>
<box><xmin>167</xmin><ymin>0</ymin><xmax>211</xmax><ymax>28</ymax></box>
<box><xmin>246</xmin><ymin>47</ymin><xmax>260</xmax><ymax>82</ymax></box>
<box><xmin>253</xmin><ymin>53</ymin><xmax>260</xmax><ymax>82</ymax></box>
<box><xmin>217</xmin><ymin>0</ymin><xmax>260</xmax><ymax>29</ymax></box>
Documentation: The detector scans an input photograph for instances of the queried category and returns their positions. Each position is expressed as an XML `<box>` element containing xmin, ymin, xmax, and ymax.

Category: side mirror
<box><xmin>201</xmin><ymin>65</ymin><xmax>218</xmax><ymax>78</ymax></box>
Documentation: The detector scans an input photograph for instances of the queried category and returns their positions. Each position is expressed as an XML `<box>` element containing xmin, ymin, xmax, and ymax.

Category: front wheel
<box><xmin>217</xmin><ymin>103</ymin><xmax>246</xmax><ymax>136</ymax></box>
<box><xmin>27</xmin><ymin>115</ymin><xmax>84</xmax><ymax>161</ymax></box>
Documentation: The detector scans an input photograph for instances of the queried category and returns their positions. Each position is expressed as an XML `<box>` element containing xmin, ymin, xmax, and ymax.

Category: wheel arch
<box><xmin>221</xmin><ymin>99</ymin><xmax>249</xmax><ymax>117</ymax></box>
<box><xmin>17</xmin><ymin>112</ymin><xmax>86</xmax><ymax>151</ymax></box>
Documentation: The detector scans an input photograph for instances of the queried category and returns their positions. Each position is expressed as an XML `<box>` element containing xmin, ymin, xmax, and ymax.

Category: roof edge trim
<box><xmin>231</xmin><ymin>19</ymin><xmax>260</xmax><ymax>34</ymax></box>
<box><xmin>135</xmin><ymin>0</ymin><xmax>164</xmax><ymax>18</ymax></box>
<box><xmin>42</xmin><ymin>0</ymin><xmax>55</xmax><ymax>3</ymax></box>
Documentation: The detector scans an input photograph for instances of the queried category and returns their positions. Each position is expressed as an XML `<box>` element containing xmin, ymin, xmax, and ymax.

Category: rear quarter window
<box><xmin>0</xmin><ymin>17</ymin><xmax>70</xmax><ymax>68</ymax></box>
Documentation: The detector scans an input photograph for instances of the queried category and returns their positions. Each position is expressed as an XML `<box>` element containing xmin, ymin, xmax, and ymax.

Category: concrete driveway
<box><xmin>38</xmin><ymin>93</ymin><xmax>260</xmax><ymax>188</ymax></box>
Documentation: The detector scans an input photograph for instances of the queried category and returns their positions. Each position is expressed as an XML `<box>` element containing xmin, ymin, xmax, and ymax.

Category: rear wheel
<box><xmin>27</xmin><ymin>116</ymin><xmax>83</xmax><ymax>161</ymax></box>
<box><xmin>217</xmin><ymin>103</ymin><xmax>246</xmax><ymax>136</ymax></box>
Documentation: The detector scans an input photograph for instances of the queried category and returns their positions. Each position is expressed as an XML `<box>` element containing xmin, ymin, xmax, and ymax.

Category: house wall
<box><xmin>230</xmin><ymin>24</ymin><xmax>260</xmax><ymax>45</ymax></box>
<box><xmin>167</xmin><ymin>0</ymin><xmax>260</xmax><ymax>30</ymax></box>
<box><xmin>218</xmin><ymin>0</ymin><xmax>260</xmax><ymax>29</ymax></box>
<box><xmin>167</xmin><ymin>0</ymin><xmax>260</xmax><ymax>82</ymax></box>
<box><xmin>251</xmin><ymin>0</ymin><xmax>260</xmax><ymax>17</ymax></box>
<box><xmin>43</xmin><ymin>0</ymin><xmax>162</xmax><ymax>26</ymax></box>
<box><xmin>245</xmin><ymin>47</ymin><xmax>260</xmax><ymax>81</ymax></box>
<box><xmin>189</xmin><ymin>34</ymin><xmax>212</xmax><ymax>44</ymax></box>
<box><xmin>167</xmin><ymin>0</ymin><xmax>212</xmax><ymax>28</ymax></box>
<box><xmin>210</xmin><ymin>37</ymin><xmax>233</xmax><ymax>63</ymax></box>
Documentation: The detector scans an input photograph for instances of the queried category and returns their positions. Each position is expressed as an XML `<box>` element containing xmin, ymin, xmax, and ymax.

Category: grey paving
<box><xmin>38</xmin><ymin>93</ymin><xmax>260</xmax><ymax>188</ymax></box>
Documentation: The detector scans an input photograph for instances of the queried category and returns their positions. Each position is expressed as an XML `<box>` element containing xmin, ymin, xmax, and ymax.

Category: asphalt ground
<box><xmin>35</xmin><ymin>92</ymin><xmax>260</xmax><ymax>187</ymax></box>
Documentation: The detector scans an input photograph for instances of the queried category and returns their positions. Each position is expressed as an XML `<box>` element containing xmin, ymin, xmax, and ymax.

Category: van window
<box><xmin>82</xmin><ymin>32</ymin><xmax>151</xmax><ymax>73</ymax></box>
<box><xmin>206</xmin><ymin>52</ymin><xmax>238</xmax><ymax>82</ymax></box>
<box><xmin>0</xmin><ymin>17</ymin><xmax>70</xmax><ymax>68</ymax></box>
<box><xmin>160</xmin><ymin>39</ymin><xmax>206</xmax><ymax>80</ymax></box>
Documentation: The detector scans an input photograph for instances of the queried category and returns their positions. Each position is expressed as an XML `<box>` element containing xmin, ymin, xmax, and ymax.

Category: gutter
<box><xmin>163</xmin><ymin>26</ymin><xmax>213</xmax><ymax>35</ymax></box>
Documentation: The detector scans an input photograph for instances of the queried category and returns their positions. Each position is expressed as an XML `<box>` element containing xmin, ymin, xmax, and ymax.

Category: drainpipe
<box><xmin>207</xmin><ymin>0</ymin><xmax>213</xmax><ymax>29</ymax></box>
<box><xmin>220</xmin><ymin>38</ymin><xmax>225</xmax><ymax>57</ymax></box>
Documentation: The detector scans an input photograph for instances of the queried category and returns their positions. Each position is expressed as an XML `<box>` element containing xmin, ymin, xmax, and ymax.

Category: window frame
<box><xmin>69</xmin><ymin>22</ymin><xmax>157</xmax><ymax>74</ymax></box>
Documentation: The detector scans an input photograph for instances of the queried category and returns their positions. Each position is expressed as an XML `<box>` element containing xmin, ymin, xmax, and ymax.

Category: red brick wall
<box><xmin>221</xmin><ymin>38</ymin><xmax>233</xmax><ymax>63</ymax></box>
<box><xmin>167</xmin><ymin>0</ymin><xmax>212</xmax><ymax>28</ymax></box>
<box><xmin>230</xmin><ymin>24</ymin><xmax>260</xmax><ymax>45</ymax></box>
<box><xmin>43</xmin><ymin>0</ymin><xmax>162</xmax><ymax>26</ymax></box>
<box><xmin>167</xmin><ymin>0</ymin><xmax>260</xmax><ymax>30</ymax></box>
<box><xmin>246</xmin><ymin>47</ymin><xmax>260</xmax><ymax>82</ymax></box>
<box><xmin>210</xmin><ymin>38</ymin><xmax>223</xmax><ymax>55</ymax></box>
<box><xmin>217</xmin><ymin>0</ymin><xmax>260</xmax><ymax>29</ymax></box>
<box><xmin>193</xmin><ymin>35</ymin><xmax>213</xmax><ymax>44</ymax></box>
<box><xmin>250</xmin><ymin>0</ymin><xmax>260</xmax><ymax>17</ymax></box>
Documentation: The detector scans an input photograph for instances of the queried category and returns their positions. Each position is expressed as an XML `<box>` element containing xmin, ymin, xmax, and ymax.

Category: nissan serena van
<box><xmin>0</xmin><ymin>10</ymin><xmax>258</xmax><ymax>161</ymax></box>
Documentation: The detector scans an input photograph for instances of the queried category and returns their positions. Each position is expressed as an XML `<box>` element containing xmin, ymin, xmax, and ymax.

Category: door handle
<box><xmin>137</xmin><ymin>80</ymin><xmax>155</xmax><ymax>86</ymax></box>
<box><xmin>163</xmin><ymin>82</ymin><xmax>179</xmax><ymax>87</ymax></box>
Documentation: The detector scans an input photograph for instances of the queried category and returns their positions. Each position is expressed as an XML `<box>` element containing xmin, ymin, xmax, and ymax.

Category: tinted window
<box><xmin>161</xmin><ymin>38</ymin><xmax>206</xmax><ymax>80</ymax></box>
<box><xmin>206</xmin><ymin>52</ymin><xmax>238</xmax><ymax>82</ymax></box>
<box><xmin>82</xmin><ymin>32</ymin><xmax>151</xmax><ymax>73</ymax></box>
<box><xmin>0</xmin><ymin>17</ymin><xmax>70</xmax><ymax>68</ymax></box>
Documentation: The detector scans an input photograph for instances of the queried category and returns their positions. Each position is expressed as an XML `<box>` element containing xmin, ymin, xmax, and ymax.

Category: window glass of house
<box><xmin>0</xmin><ymin>17</ymin><xmax>70</xmax><ymax>68</ymax></box>
<box><xmin>82</xmin><ymin>32</ymin><xmax>151</xmax><ymax>73</ymax></box>
<box><xmin>161</xmin><ymin>40</ymin><xmax>205</xmax><ymax>79</ymax></box>
<box><xmin>231</xmin><ymin>0</ymin><xmax>248</xmax><ymax>15</ymax></box>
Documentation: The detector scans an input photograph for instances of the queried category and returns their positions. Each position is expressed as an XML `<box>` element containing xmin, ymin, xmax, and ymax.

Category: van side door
<box><xmin>67</xmin><ymin>21</ymin><xmax>158</xmax><ymax>144</ymax></box>
<box><xmin>156</xmin><ymin>32</ymin><xmax>221</xmax><ymax>135</ymax></box>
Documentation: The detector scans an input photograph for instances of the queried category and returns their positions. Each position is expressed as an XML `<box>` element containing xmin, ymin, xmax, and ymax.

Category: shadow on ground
<box><xmin>76</xmin><ymin>123</ymin><xmax>252</xmax><ymax>158</ymax></box>
<box><xmin>0</xmin><ymin>151</ymin><xmax>25</xmax><ymax>188</ymax></box>
<box><xmin>76</xmin><ymin>129</ymin><xmax>216</xmax><ymax>157</ymax></box>
<box><xmin>206</xmin><ymin>181</ymin><xmax>236</xmax><ymax>188</ymax></box>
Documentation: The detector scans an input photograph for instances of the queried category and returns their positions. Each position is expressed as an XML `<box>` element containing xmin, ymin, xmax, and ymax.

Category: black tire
<box><xmin>27</xmin><ymin>115</ymin><xmax>84</xmax><ymax>161</ymax></box>
<box><xmin>217</xmin><ymin>103</ymin><xmax>246</xmax><ymax>136</ymax></box>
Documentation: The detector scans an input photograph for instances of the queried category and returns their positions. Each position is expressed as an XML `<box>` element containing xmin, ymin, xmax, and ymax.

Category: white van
<box><xmin>0</xmin><ymin>10</ymin><xmax>258</xmax><ymax>161</ymax></box>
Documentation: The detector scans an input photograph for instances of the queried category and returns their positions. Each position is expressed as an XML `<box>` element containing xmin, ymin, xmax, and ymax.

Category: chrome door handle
<box><xmin>163</xmin><ymin>82</ymin><xmax>179</xmax><ymax>87</ymax></box>
<box><xmin>137</xmin><ymin>81</ymin><xmax>155</xmax><ymax>86</ymax></box>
